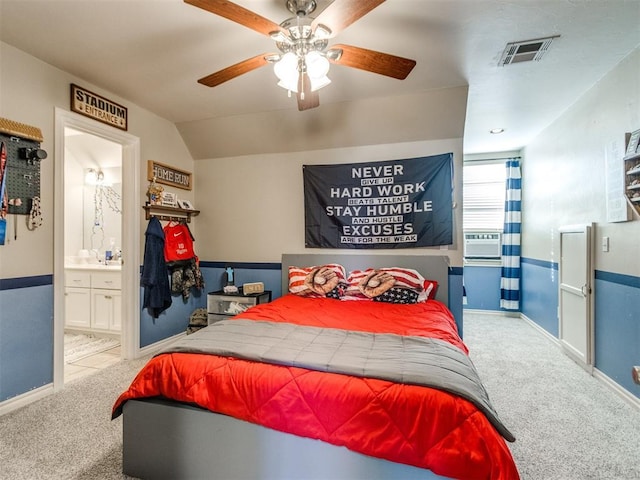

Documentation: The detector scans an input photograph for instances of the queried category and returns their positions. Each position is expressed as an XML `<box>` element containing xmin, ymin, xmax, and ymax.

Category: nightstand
<box><xmin>207</xmin><ymin>289</ymin><xmax>272</xmax><ymax>324</ymax></box>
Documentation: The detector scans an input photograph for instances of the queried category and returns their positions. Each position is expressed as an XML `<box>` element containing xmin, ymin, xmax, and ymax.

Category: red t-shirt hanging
<box><xmin>163</xmin><ymin>222</ymin><xmax>195</xmax><ymax>262</ymax></box>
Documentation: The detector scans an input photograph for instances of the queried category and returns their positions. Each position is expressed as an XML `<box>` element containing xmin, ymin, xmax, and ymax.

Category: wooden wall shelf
<box><xmin>143</xmin><ymin>204</ymin><xmax>200</xmax><ymax>223</ymax></box>
<box><xmin>623</xmin><ymin>137</ymin><xmax>640</xmax><ymax>217</ymax></box>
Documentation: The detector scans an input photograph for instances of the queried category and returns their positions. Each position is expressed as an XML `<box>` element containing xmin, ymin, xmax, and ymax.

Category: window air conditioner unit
<box><xmin>464</xmin><ymin>231</ymin><xmax>502</xmax><ymax>259</ymax></box>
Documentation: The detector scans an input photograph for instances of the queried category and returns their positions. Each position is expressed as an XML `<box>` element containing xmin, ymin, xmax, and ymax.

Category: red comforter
<box><xmin>113</xmin><ymin>295</ymin><xmax>519</xmax><ymax>480</ymax></box>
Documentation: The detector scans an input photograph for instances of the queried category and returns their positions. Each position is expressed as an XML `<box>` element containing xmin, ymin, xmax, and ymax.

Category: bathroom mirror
<box><xmin>82</xmin><ymin>168</ymin><xmax>122</xmax><ymax>256</ymax></box>
<box><xmin>64</xmin><ymin>128</ymin><xmax>122</xmax><ymax>264</ymax></box>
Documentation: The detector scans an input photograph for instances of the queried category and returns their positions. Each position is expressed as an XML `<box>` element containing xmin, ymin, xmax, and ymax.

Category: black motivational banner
<box><xmin>304</xmin><ymin>153</ymin><xmax>453</xmax><ymax>249</ymax></box>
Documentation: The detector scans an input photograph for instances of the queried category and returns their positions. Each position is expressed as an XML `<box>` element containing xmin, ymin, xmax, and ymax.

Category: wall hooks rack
<box><xmin>0</xmin><ymin>117</ymin><xmax>46</xmax><ymax>217</ymax></box>
<box><xmin>143</xmin><ymin>204</ymin><xmax>200</xmax><ymax>223</ymax></box>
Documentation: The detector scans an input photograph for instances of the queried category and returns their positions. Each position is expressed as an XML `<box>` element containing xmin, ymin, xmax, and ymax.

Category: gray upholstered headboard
<box><xmin>281</xmin><ymin>254</ymin><xmax>450</xmax><ymax>306</ymax></box>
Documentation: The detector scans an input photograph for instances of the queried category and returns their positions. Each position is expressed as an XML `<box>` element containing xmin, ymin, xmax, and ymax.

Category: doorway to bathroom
<box><xmin>63</xmin><ymin>128</ymin><xmax>122</xmax><ymax>383</ymax></box>
<box><xmin>53</xmin><ymin>108</ymin><xmax>141</xmax><ymax>390</ymax></box>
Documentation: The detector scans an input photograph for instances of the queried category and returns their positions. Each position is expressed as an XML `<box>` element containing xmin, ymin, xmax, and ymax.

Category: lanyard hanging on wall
<box><xmin>0</xmin><ymin>142</ymin><xmax>7</xmax><ymax>245</ymax></box>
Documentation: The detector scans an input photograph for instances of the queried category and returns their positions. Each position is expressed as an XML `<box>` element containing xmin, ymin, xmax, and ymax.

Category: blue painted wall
<box><xmin>464</xmin><ymin>259</ymin><xmax>560</xmax><ymax>338</ymax></box>
<box><xmin>139</xmin><ymin>262</ymin><xmax>282</xmax><ymax>348</ymax></box>
<box><xmin>470</xmin><ymin>256</ymin><xmax>639</xmax><ymax>401</ymax></box>
<box><xmin>139</xmin><ymin>286</ymin><xmax>205</xmax><ymax>348</ymax></box>
<box><xmin>520</xmin><ymin>257</ymin><xmax>559</xmax><ymax>337</ymax></box>
<box><xmin>448</xmin><ymin>267</ymin><xmax>464</xmax><ymax>338</ymax></box>
<box><xmin>463</xmin><ymin>265</ymin><xmax>502</xmax><ymax>311</ymax></box>
<box><xmin>3</xmin><ymin>260</ymin><xmax>637</xmax><ymax>403</ymax></box>
<box><xmin>594</xmin><ymin>272</ymin><xmax>640</xmax><ymax>398</ymax></box>
<box><xmin>0</xmin><ymin>277</ymin><xmax>53</xmax><ymax>402</ymax></box>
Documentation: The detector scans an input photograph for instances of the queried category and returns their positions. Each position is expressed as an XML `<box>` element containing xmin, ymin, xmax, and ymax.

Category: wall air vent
<box><xmin>499</xmin><ymin>36</ymin><xmax>559</xmax><ymax>66</ymax></box>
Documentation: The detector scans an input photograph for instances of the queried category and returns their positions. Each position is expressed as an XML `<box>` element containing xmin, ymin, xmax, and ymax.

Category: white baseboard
<box><xmin>519</xmin><ymin>313</ymin><xmax>561</xmax><ymax>346</ymax></box>
<box><xmin>0</xmin><ymin>384</ymin><xmax>53</xmax><ymax>417</ymax></box>
<box><xmin>593</xmin><ymin>369</ymin><xmax>640</xmax><ymax>412</ymax></box>
<box><xmin>1</xmin><ymin>332</ymin><xmax>185</xmax><ymax>417</ymax></box>
<box><xmin>520</xmin><ymin>313</ymin><xmax>639</xmax><ymax>411</ymax></box>
<box><xmin>464</xmin><ymin>309</ymin><xmax>520</xmax><ymax>318</ymax></box>
<box><xmin>138</xmin><ymin>331</ymin><xmax>186</xmax><ymax>358</ymax></box>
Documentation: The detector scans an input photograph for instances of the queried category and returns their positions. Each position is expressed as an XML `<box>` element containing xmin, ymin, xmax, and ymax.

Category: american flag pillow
<box><xmin>343</xmin><ymin>267</ymin><xmax>435</xmax><ymax>303</ymax></box>
<box><xmin>373</xmin><ymin>287</ymin><xmax>420</xmax><ymax>304</ymax></box>
<box><xmin>288</xmin><ymin>264</ymin><xmax>346</xmax><ymax>299</ymax></box>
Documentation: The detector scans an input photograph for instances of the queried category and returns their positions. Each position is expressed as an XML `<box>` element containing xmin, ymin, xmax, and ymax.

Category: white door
<box><xmin>558</xmin><ymin>224</ymin><xmax>594</xmax><ymax>372</ymax></box>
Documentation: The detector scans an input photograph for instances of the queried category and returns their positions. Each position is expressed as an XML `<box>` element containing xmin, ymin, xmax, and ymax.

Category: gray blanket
<box><xmin>162</xmin><ymin>319</ymin><xmax>515</xmax><ymax>442</ymax></box>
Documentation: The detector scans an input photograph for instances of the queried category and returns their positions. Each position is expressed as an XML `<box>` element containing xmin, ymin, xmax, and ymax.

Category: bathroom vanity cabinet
<box><xmin>65</xmin><ymin>267</ymin><xmax>121</xmax><ymax>334</ymax></box>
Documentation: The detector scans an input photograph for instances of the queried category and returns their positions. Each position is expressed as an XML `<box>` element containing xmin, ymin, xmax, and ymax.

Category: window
<box><xmin>463</xmin><ymin>161</ymin><xmax>506</xmax><ymax>231</ymax></box>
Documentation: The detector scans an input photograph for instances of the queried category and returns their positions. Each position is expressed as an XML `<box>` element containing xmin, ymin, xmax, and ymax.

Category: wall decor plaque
<box><xmin>70</xmin><ymin>84</ymin><xmax>128</xmax><ymax>131</ymax></box>
<box><xmin>147</xmin><ymin>160</ymin><xmax>192</xmax><ymax>190</ymax></box>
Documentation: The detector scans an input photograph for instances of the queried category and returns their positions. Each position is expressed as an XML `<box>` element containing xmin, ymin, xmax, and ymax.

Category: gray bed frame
<box><xmin>122</xmin><ymin>254</ymin><xmax>452</xmax><ymax>479</ymax></box>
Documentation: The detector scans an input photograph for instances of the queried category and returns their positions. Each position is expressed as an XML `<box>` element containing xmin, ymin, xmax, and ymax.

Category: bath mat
<box><xmin>64</xmin><ymin>334</ymin><xmax>119</xmax><ymax>364</ymax></box>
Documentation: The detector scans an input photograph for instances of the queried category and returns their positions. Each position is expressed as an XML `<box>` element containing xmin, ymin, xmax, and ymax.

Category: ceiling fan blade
<box><xmin>312</xmin><ymin>0</ymin><xmax>386</xmax><ymax>37</ymax></box>
<box><xmin>198</xmin><ymin>53</ymin><xmax>272</xmax><ymax>87</ymax></box>
<box><xmin>185</xmin><ymin>0</ymin><xmax>286</xmax><ymax>37</ymax></box>
<box><xmin>297</xmin><ymin>73</ymin><xmax>320</xmax><ymax>111</ymax></box>
<box><xmin>328</xmin><ymin>44</ymin><xmax>416</xmax><ymax>80</ymax></box>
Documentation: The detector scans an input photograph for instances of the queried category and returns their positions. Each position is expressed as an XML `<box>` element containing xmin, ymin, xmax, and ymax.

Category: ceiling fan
<box><xmin>185</xmin><ymin>0</ymin><xmax>417</xmax><ymax>111</ymax></box>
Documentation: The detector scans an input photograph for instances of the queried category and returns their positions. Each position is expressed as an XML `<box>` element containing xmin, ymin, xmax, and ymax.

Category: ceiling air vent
<box><xmin>499</xmin><ymin>36</ymin><xmax>559</xmax><ymax>66</ymax></box>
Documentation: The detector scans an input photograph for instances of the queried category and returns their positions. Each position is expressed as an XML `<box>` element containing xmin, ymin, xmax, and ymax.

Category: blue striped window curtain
<box><xmin>500</xmin><ymin>159</ymin><xmax>521</xmax><ymax>310</ymax></box>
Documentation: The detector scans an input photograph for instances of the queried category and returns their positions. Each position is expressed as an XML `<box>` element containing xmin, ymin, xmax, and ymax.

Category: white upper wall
<box><xmin>193</xmin><ymin>137</ymin><xmax>465</xmax><ymax>266</ymax></box>
<box><xmin>522</xmin><ymin>47</ymin><xmax>640</xmax><ymax>276</ymax></box>
<box><xmin>0</xmin><ymin>41</ymin><xmax>194</xmax><ymax>278</ymax></box>
<box><xmin>189</xmin><ymin>84</ymin><xmax>468</xmax><ymax>265</ymax></box>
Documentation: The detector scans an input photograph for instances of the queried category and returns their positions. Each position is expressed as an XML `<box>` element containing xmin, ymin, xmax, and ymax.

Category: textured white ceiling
<box><xmin>1</xmin><ymin>0</ymin><xmax>639</xmax><ymax>157</ymax></box>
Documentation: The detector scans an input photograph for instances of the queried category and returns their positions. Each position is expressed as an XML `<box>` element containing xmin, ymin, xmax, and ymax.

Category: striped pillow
<box><xmin>288</xmin><ymin>264</ymin><xmax>346</xmax><ymax>299</ymax></box>
<box><xmin>343</xmin><ymin>267</ymin><xmax>435</xmax><ymax>303</ymax></box>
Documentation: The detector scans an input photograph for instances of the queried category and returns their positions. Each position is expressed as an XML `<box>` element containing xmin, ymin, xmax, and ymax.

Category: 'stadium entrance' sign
<box><xmin>304</xmin><ymin>154</ymin><xmax>454</xmax><ymax>249</ymax></box>
<box><xmin>70</xmin><ymin>84</ymin><xmax>128</xmax><ymax>131</ymax></box>
<box><xmin>147</xmin><ymin>160</ymin><xmax>192</xmax><ymax>190</ymax></box>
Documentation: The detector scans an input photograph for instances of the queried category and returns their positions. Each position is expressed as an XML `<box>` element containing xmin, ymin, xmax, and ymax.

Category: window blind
<box><xmin>463</xmin><ymin>162</ymin><xmax>506</xmax><ymax>230</ymax></box>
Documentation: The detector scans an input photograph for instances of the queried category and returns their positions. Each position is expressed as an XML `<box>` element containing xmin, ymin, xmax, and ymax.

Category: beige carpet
<box><xmin>0</xmin><ymin>314</ymin><xmax>638</xmax><ymax>479</ymax></box>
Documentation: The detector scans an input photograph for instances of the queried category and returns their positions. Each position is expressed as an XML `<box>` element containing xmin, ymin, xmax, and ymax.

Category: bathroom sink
<box><xmin>65</xmin><ymin>263</ymin><xmax>122</xmax><ymax>271</ymax></box>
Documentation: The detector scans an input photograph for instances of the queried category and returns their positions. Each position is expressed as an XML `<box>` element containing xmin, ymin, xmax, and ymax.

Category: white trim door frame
<box><xmin>558</xmin><ymin>223</ymin><xmax>595</xmax><ymax>373</ymax></box>
<box><xmin>53</xmin><ymin>108</ymin><xmax>141</xmax><ymax>390</ymax></box>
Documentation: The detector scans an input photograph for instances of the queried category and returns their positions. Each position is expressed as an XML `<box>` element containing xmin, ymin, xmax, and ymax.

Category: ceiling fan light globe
<box><xmin>310</xmin><ymin>75</ymin><xmax>331</xmax><ymax>92</ymax></box>
<box><xmin>274</xmin><ymin>52</ymin><xmax>298</xmax><ymax>80</ymax></box>
<box><xmin>277</xmin><ymin>79</ymin><xmax>299</xmax><ymax>93</ymax></box>
<box><xmin>305</xmin><ymin>51</ymin><xmax>330</xmax><ymax>78</ymax></box>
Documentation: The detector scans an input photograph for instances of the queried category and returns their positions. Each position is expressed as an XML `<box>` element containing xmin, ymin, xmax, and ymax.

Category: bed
<box><xmin>113</xmin><ymin>254</ymin><xmax>519</xmax><ymax>480</ymax></box>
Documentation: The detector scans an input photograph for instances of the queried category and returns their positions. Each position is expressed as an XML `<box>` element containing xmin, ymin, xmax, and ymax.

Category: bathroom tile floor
<box><xmin>64</xmin><ymin>345</ymin><xmax>121</xmax><ymax>384</ymax></box>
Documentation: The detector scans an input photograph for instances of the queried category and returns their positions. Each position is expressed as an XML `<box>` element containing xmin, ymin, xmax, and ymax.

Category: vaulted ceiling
<box><xmin>1</xmin><ymin>0</ymin><xmax>638</xmax><ymax>159</ymax></box>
